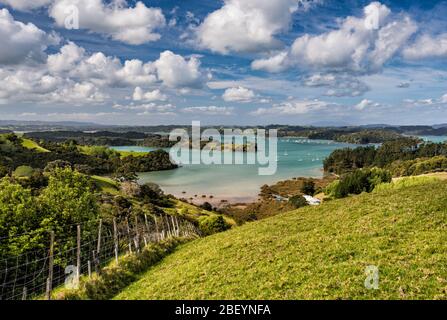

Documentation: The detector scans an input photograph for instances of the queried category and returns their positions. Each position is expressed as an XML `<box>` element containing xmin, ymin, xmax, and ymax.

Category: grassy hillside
<box><xmin>115</xmin><ymin>179</ymin><xmax>447</xmax><ymax>300</ymax></box>
<box><xmin>21</xmin><ymin>138</ymin><xmax>50</xmax><ymax>153</ymax></box>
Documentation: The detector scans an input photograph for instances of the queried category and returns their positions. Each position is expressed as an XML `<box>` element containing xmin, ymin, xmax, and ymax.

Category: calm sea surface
<box><xmin>112</xmin><ymin>138</ymin><xmax>356</xmax><ymax>202</ymax></box>
<box><xmin>111</xmin><ymin>135</ymin><xmax>447</xmax><ymax>202</ymax></box>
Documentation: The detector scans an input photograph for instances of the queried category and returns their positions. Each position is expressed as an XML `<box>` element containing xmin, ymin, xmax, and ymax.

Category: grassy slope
<box><xmin>115</xmin><ymin>180</ymin><xmax>447</xmax><ymax>300</ymax></box>
<box><xmin>21</xmin><ymin>138</ymin><xmax>50</xmax><ymax>153</ymax></box>
<box><xmin>91</xmin><ymin>175</ymin><xmax>120</xmax><ymax>195</ymax></box>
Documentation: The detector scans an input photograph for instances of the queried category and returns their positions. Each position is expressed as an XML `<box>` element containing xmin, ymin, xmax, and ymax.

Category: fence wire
<box><xmin>0</xmin><ymin>214</ymin><xmax>200</xmax><ymax>300</ymax></box>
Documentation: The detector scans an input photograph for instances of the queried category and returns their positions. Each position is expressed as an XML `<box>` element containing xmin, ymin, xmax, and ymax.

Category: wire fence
<box><xmin>0</xmin><ymin>214</ymin><xmax>200</xmax><ymax>300</ymax></box>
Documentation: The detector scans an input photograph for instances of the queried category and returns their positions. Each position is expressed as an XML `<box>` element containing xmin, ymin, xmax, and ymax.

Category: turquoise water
<box><xmin>112</xmin><ymin>138</ymin><xmax>356</xmax><ymax>202</ymax></box>
<box><xmin>418</xmin><ymin>136</ymin><xmax>447</xmax><ymax>143</ymax></box>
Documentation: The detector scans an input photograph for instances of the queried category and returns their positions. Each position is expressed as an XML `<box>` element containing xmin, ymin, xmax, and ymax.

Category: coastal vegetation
<box><xmin>324</xmin><ymin>138</ymin><xmax>447</xmax><ymax>175</ymax></box>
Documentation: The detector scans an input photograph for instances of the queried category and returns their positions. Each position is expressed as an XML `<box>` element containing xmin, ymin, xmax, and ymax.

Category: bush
<box><xmin>200</xmin><ymin>202</ymin><xmax>213</xmax><ymax>211</ymax></box>
<box><xmin>198</xmin><ymin>215</ymin><xmax>231</xmax><ymax>236</ymax></box>
<box><xmin>300</xmin><ymin>180</ymin><xmax>316</xmax><ymax>195</ymax></box>
<box><xmin>13</xmin><ymin>165</ymin><xmax>34</xmax><ymax>178</ymax></box>
<box><xmin>326</xmin><ymin>168</ymin><xmax>392</xmax><ymax>199</ymax></box>
<box><xmin>288</xmin><ymin>195</ymin><xmax>309</xmax><ymax>209</ymax></box>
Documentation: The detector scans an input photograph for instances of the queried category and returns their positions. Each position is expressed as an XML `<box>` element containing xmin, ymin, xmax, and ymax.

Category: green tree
<box><xmin>0</xmin><ymin>178</ymin><xmax>42</xmax><ymax>255</ymax></box>
<box><xmin>38</xmin><ymin>168</ymin><xmax>99</xmax><ymax>247</ymax></box>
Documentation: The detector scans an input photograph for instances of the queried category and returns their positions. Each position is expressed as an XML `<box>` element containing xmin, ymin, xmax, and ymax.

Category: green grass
<box><xmin>115</xmin><ymin>180</ymin><xmax>447</xmax><ymax>300</ymax></box>
<box><xmin>374</xmin><ymin>176</ymin><xmax>441</xmax><ymax>192</ymax></box>
<box><xmin>21</xmin><ymin>138</ymin><xmax>49</xmax><ymax>153</ymax></box>
<box><xmin>91</xmin><ymin>175</ymin><xmax>120</xmax><ymax>194</ymax></box>
<box><xmin>164</xmin><ymin>200</ymin><xmax>236</xmax><ymax>226</ymax></box>
<box><xmin>116</xmin><ymin>150</ymin><xmax>148</xmax><ymax>158</ymax></box>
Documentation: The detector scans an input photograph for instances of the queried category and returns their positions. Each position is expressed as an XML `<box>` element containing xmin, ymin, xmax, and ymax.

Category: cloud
<box><xmin>48</xmin><ymin>81</ymin><xmax>107</xmax><ymax>103</ymax></box>
<box><xmin>252</xmin><ymin>99</ymin><xmax>331</xmax><ymax>115</ymax></box>
<box><xmin>222</xmin><ymin>86</ymin><xmax>256</xmax><ymax>102</ymax></box>
<box><xmin>0</xmin><ymin>9</ymin><xmax>58</xmax><ymax>65</ymax></box>
<box><xmin>403</xmin><ymin>93</ymin><xmax>447</xmax><ymax>107</ymax></box>
<box><xmin>153</xmin><ymin>50</ymin><xmax>207</xmax><ymax>89</ymax></box>
<box><xmin>49</xmin><ymin>0</ymin><xmax>166</xmax><ymax>45</ymax></box>
<box><xmin>0</xmin><ymin>0</ymin><xmax>52</xmax><ymax>11</ymax></box>
<box><xmin>252</xmin><ymin>2</ymin><xmax>417</xmax><ymax>74</ymax></box>
<box><xmin>132</xmin><ymin>87</ymin><xmax>167</xmax><ymax>102</ymax></box>
<box><xmin>0</xmin><ymin>37</ymin><xmax>207</xmax><ymax>105</ymax></box>
<box><xmin>0</xmin><ymin>64</ymin><xmax>106</xmax><ymax>104</ymax></box>
<box><xmin>354</xmin><ymin>99</ymin><xmax>379</xmax><ymax>110</ymax></box>
<box><xmin>182</xmin><ymin>106</ymin><xmax>234</xmax><ymax>115</ymax></box>
<box><xmin>303</xmin><ymin>73</ymin><xmax>370</xmax><ymax>97</ymax></box>
<box><xmin>113</xmin><ymin>102</ymin><xmax>176</xmax><ymax>115</ymax></box>
<box><xmin>47</xmin><ymin>42</ymin><xmax>157</xmax><ymax>87</ymax></box>
<box><xmin>397</xmin><ymin>82</ymin><xmax>410</xmax><ymax>88</ymax></box>
<box><xmin>195</xmin><ymin>0</ymin><xmax>315</xmax><ymax>54</ymax></box>
<box><xmin>402</xmin><ymin>33</ymin><xmax>447</xmax><ymax>60</ymax></box>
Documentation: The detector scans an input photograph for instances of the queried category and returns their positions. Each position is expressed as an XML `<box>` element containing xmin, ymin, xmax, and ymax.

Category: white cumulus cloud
<box><xmin>0</xmin><ymin>0</ymin><xmax>52</xmax><ymax>11</ymax></box>
<box><xmin>402</xmin><ymin>33</ymin><xmax>447</xmax><ymax>60</ymax></box>
<box><xmin>0</xmin><ymin>9</ymin><xmax>58</xmax><ymax>65</ymax></box>
<box><xmin>252</xmin><ymin>2</ymin><xmax>417</xmax><ymax>74</ymax></box>
<box><xmin>153</xmin><ymin>50</ymin><xmax>206</xmax><ymax>89</ymax></box>
<box><xmin>222</xmin><ymin>86</ymin><xmax>256</xmax><ymax>102</ymax></box>
<box><xmin>132</xmin><ymin>87</ymin><xmax>167</xmax><ymax>102</ymax></box>
<box><xmin>195</xmin><ymin>0</ymin><xmax>315</xmax><ymax>54</ymax></box>
<box><xmin>49</xmin><ymin>0</ymin><xmax>165</xmax><ymax>45</ymax></box>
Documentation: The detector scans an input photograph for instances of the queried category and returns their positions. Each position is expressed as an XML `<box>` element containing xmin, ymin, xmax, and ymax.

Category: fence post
<box><xmin>175</xmin><ymin>216</ymin><xmax>180</xmax><ymax>237</ymax></box>
<box><xmin>45</xmin><ymin>230</ymin><xmax>54</xmax><ymax>300</ymax></box>
<box><xmin>171</xmin><ymin>216</ymin><xmax>177</xmax><ymax>237</ymax></box>
<box><xmin>87</xmin><ymin>260</ymin><xmax>91</xmax><ymax>278</ymax></box>
<box><xmin>154</xmin><ymin>216</ymin><xmax>159</xmax><ymax>242</ymax></box>
<box><xmin>144</xmin><ymin>214</ymin><xmax>150</xmax><ymax>239</ymax></box>
<box><xmin>22</xmin><ymin>286</ymin><xmax>27</xmax><ymax>300</ymax></box>
<box><xmin>76</xmin><ymin>225</ymin><xmax>81</xmax><ymax>284</ymax></box>
<box><xmin>165</xmin><ymin>216</ymin><xmax>172</xmax><ymax>238</ymax></box>
<box><xmin>92</xmin><ymin>250</ymin><xmax>99</xmax><ymax>274</ymax></box>
<box><xmin>126</xmin><ymin>218</ymin><xmax>132</xmax><ymax>253</ymax></box>
<box><xmin>134</xmin><ymin>215</ymin><xmax>140</xmax><ymax>253</ymax></box>
<box><xmin>97</xmin><ymin>219</ymin><xmax>102</xmax><ymax>256</ymax></box>
<box><xmin>113</xmin><ymin>218</ymin><xmax>119</xmax><ymax>265</ymax></box>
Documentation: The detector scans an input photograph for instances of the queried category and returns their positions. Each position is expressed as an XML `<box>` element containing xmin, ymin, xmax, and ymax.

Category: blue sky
<box><xmin>0</xmin><ymin>0</ymin><xmax>446</xmax><ymax>125</ymax></box>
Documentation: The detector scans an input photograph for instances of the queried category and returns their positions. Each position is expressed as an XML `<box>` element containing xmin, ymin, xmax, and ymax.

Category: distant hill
<box><xmin>116</xmin><ymin>179</ymin><xmax>447</xmax><ymax>299</ymax></box>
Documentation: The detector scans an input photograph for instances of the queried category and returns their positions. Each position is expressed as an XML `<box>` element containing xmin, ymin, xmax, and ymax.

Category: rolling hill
<box><xmin>115</xmin><ymin>179</ymin><xmax>447</xmax><ymax>300</ymax></box>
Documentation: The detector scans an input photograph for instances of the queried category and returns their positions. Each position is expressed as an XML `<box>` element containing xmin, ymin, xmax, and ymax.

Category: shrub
<box><xmin>13</xmin><ymin>165</ymin><xmax>34</xmax><ymax>178</ymax></box>
<box><xmin>288</xmin><ymin>195</ymin><xmax>309</xmax><ymax>209</ymax></box>
<box><xmin>326</xmin><ymin>168</ymin><xmax>392</xmax><ymax>199</ymax></box>
<box><xmin>198</xmin><ymin>215</ymin><xmax>231</xmax><ymax>236</ymax></box>
<box><xmin>200</xmin><ymin>202</ymin><xmax>213</xmax><ymax>211</ymax></box>
<box><xmin>300</xmin><ymin>180</ymin><xmax>316</xmax><ymax>195</ymax></box>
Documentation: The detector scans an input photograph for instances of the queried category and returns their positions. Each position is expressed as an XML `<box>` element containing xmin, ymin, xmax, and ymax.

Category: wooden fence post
<box><xmin>87</xmin><ymin>260</ymin><xmax>91</xmax><ymax>278</ymax></box>
<box><xmin>126</xmin><ymin>218</ymin><xmax>132</xmax><ymax>253</ymax></box>
<box><xmin>134</xmin><ymin>215</ymin><xmax>140</xmax><ymax>253</ymax></box>
<box><xmin>154</xmin><ymin>216</ymin><xmax>159</xmax><ymax>242</ymax></box>
<box><xmin>97</xmin><ymin>219</ymin><xmax>102</xmax><ymax>256</ymax></box>
<box><xmin>113</xmin><ymin>218</ymin><xmax>119</xmax><ymax>265</ymax></box>
<box><xmin>171</xmin><ymin>216</ymin><xmax>177</xmax><ymax>237</ymax></box>
<box><xmin>76</xmin><ymin>225</ymin><xmax>81</xmax><ymax>284</ymax></box>
<box><xmin>22</xmin><ymin>286</ymin><xmax>27</xmax><ymax>300</ymax></box>
<box><xmin>45</xmin><ymin>230</ymin><xmax>54</xmax><ymax>300</ymax></box>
